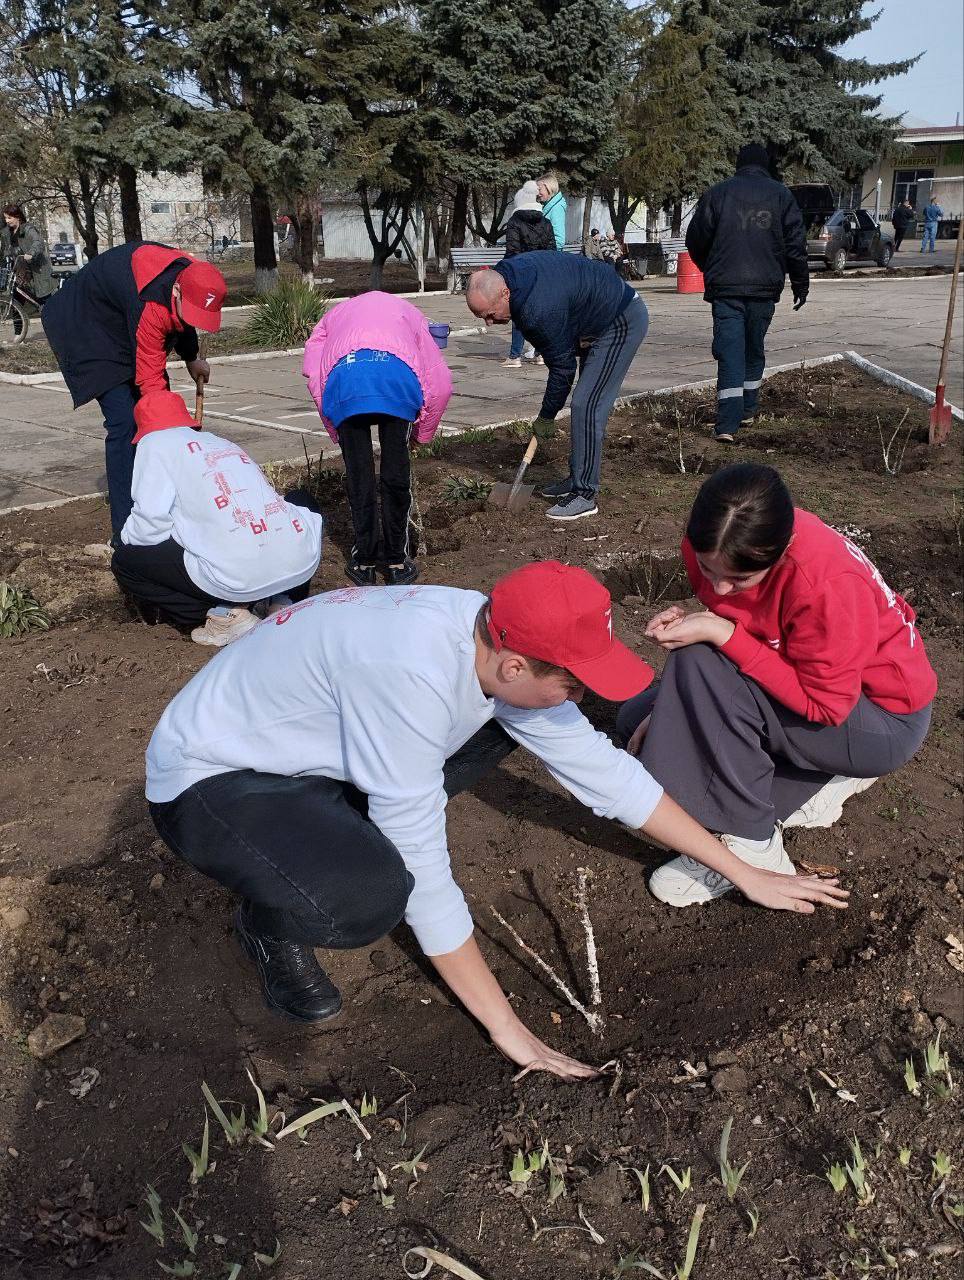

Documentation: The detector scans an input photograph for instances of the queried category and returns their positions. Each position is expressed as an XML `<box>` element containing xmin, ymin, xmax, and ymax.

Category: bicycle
<box><xmin>0</xmin><ymin>255</ymin><xmax>44</xmax><ymax>347</ymax></box>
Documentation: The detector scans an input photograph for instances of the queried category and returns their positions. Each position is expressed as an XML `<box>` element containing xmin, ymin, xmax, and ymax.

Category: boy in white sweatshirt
<box><xmin>146</xmin><ymin>562</ymin><xmax>846</xmax><ymax>1080</ymax></box>
<box><xmin>112</xmin><ymin>391</ymin><xmax>324</xmax><ymax>645</ymax></box>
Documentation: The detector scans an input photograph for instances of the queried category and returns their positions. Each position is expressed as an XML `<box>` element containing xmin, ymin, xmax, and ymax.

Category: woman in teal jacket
<box><xmin>537</xmin><ymin>175</ymin><xmax>568</xmax><ymax>248</ymax></box>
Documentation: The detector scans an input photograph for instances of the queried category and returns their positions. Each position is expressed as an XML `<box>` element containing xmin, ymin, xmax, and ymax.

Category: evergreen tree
<box><xmin>672</xmin><ymin>0</ymin><xmax>916</xmax><ymax>186</ymax></box>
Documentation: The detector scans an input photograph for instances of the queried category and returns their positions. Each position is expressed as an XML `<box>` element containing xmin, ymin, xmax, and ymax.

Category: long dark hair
<box><xmin>687</xmin><ymin>464</ymin><xmax>794</xmax><ymax>572</ymax></box>
<box><xmin>2</xmin><ymin>204</ymin><xmax>27</xmax><ymax>224</ymax></box>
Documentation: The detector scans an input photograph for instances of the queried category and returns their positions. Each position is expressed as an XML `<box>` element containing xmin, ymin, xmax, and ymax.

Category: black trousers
<box><xmin>337</xmin><ymin>415</ymin><xmax>412</xmax><ymax>564</ymax></box>
<box><xmin>112</xmin><ymin>488</ymin><xmax>320</xmax><ymax>628</ymax></box>
<box><xmin>149</xmin><ymin>721</ymin><xmax>518</xmax><ymax>948</ymax></box>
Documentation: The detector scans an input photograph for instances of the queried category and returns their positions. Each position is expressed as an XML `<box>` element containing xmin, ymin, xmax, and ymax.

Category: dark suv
<box><xmin>790</xmin><ymin>184</ymin><xmax>894</xmax><ymax>270</ymax></box>
<box><xmin>50</xmin><ymin>242</ymin><xmax>84</xmax><ymax>273</ymax></box>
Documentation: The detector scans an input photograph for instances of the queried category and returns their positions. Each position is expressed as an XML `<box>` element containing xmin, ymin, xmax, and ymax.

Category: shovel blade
<box><xmin>488</xmin><ymin>481</ymin><xmax>535</xmax><ymax>513</ymax></box>
<box><xmin>929</xmin><ymin>403</ymin><xmax>951</xmax><ymax>446</ymax></box>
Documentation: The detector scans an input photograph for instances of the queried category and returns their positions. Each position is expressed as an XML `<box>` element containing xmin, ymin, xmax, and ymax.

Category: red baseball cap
<box><xmin>488</xmin><ymin>561</ymin><xmax>654</xmax><ymax>701</ymax></box>
<box><xmin>176</xmin><ymin>259</ymin><xmax>227</xmax><ymax>331</ymax></box>
<box><xmin>133</xmin><ymin>391</ymin><xmax>196</xmax><ymax>444</ymax></box>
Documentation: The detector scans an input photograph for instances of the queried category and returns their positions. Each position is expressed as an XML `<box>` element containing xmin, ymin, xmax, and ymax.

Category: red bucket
<box><xmin>676</xmin><ymin>250</ymin><xmax>704</xmax><ymax>294</ymax></box>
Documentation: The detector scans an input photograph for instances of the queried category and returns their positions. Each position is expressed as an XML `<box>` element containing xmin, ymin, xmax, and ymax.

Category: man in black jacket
<box><xmin>685</xmin><ymin>143</ymin><xmax>809</xmax><ymax>442</ymax></box>
<box><xmin>891</xmin><ymin>199</ymin><xmax>915</xmax><ymax>252</ymax></box>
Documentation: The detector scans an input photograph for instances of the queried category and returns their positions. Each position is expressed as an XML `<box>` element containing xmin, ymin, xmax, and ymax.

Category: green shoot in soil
<box><xmin>391</xmin><ymin>1144</ymin><xmax>429</xmax><ymax>1183</ymax></box>
<box><xmin>275</xmin><ymin>1100</ymin><xmax>346</xmax><ymax>1141</ymax></box>
<box><xmin>745</xmin><ymin>1203</ymin><xmax>760</xmax><ymax>1237</ymax></box>
<box><xmin>629</xmin><ymin>1164</ymin><xmax>651</xmax><ymax>1211</ymax></box>
<box><xmin>677</xmin><ymin>1204</ymin><xmax>707</xmax><ymax>1280</ymax></box>
<box><xmin>0</xmin><ymin>583</ymin><xmax>49</xmax><ymax>637</ymax></box>
<box><xmin>718</xmin><ymin>1118</ymin><xmax>750</xmax><ymax>1200</ymax></box>
<box><xmin>360</xmin><ymin>1092</ymin><xmax>378</xmax><ymax>1118</ymax></box>
<box><xmin>182</xmin><ymin>1111</ymin><xmax>210</xmax><ymax>1182</ymax></box>
<box><xmin>845</xmin><ymin>1136</ymin><xmax>874</xmax><ymax>1206</ymax></box>
<box><xmin>139</xmin><ymin>1185</ymin><xmax>164</xmax><ymax>1246</ymax></box>
<box><xmin>254</xmin><ymin>1238</ymin><xmax>282</xmax><ymax>1267</ymax></box>
<box><xmin>932</xmin><ymin>1151</ymin><xmax>953</xmax><ymax>1181</ymax></box>
<box><xmin>903</xmin><ymin>1057</ymin><xmax>920</xmax><ymax>1095</ymax></box>
<box><xmin>246</xmin><ymin>1069</ymin><xmax>271</xmax><ymax>1143</ymax></box>
<box><xmin>157</xmin><ymin>1262</ymin><xmax>194</xmax><ymax>1277</ymax></box>
<box><xmin>172</xmin><ymin>1208</ymin><xmax>198</xmax><ymax>1254</ymax></box>
<box><xmin>660</xmin><ymin>1163</ymin><xmax>692</xmax><ymax>1197</ymax></box>
<box><xmin>444</xmin><ymin>475</ymin><xmax>492</xmax><ymax>502</ymax></box>
<box><xmin>201</xmin><ymin>1082</ymin><xmax>246</xmax><ymax>1145</ymax></box>
<box><xmin>826</xmin><ymin>1162</ymin><xmax>848</xmax><ymax>1193</ymax></box>
<box><xmin>898</xmin><ymin>1147</ymin><xmax>912</xmax><ymax>1168</ymax></box>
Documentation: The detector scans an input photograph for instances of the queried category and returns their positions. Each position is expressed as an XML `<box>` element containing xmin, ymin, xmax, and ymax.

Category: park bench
<box><xmin>448</xmin><ymin>241</ymin><xmax>585</xmax><ymax>293</ymax></box>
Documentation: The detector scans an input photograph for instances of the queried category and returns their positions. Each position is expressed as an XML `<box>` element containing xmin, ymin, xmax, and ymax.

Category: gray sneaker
<box><xmin>546</xmin><ymin>493</ymin><xmax>599</xmax><ymax>521</ymax></box>
<box><xmin>539</xmin><ymin>477</ymin><xmax>573</xmax><ymax>500</ymax></box>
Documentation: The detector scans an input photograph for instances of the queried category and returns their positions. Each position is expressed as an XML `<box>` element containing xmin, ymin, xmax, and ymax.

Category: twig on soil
<box><xmin>575</xmin><ymin>867</ymin><xmax>602</xmax><ymax>1010</ymax></box>
<box><xmin>674</xmin><ymin>407</ymin><xmax>687</xmax><ymax>473</ymax></box>
<box><xmin>402</xmin><ymin>1245</ymin><xmax>487</xmax><ymax>1279</ymax></box>
<box><xmin>409</xmin><ymin>470</ymin><xmax>428</xmax><ymax>557</ymax></box>
<box><xmin>490</xmin><ymin>908</ymin><xmax>605</xmax><ymax>1035</ymax></box>
<box><xmin>340</xmin><ymin>1097</ymin><xmax>372</xmax><ymax>1141</ymax></box>
<box><xmin>877</xmin><ymin>408</ymin><xmax>913</xmax><ymax>475</ymax></box>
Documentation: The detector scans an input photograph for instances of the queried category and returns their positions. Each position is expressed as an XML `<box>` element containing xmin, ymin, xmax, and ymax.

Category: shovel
<box><xmin>194</xmin><ymin>334</ymin><xmax>208</xmax><ymax>426</ymax></box>
<box><xmin>488</xmin><ymin>434</ymin><xmax>538</xmax><ymax>513</ymax></box>
<box><xmin>929</xmin><ymin>214</ymin><xmax>963</xmax><ymax>446</ymax></box>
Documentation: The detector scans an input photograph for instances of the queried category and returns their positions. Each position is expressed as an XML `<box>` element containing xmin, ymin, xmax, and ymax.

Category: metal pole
<box><xmin>875</xmin><ymin>178</ymin><xmax>882</xmax><ymax>219</ymax></box>
<box><xmin>415</xmin><ymin>204</ymin><xmax>425</xmax><ymax>293</ymax></box>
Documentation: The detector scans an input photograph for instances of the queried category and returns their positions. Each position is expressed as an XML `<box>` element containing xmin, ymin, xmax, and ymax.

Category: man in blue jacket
<box><xmin>466</xmin><ymin>254</ymin><xmax>648</xmax><ymax>520</ymax></box>
<box><xmin>685</xmin><ymin>143</ymin><xmax>809</xmax><ymax>442</ymax></box>
<box><xmin>920</xmin><ymin>200</ymin><xmax>943</xmax><ymax>253</ymax></box>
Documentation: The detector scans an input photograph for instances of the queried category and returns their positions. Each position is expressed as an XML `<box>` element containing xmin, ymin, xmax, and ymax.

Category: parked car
<box><xmin>50</xmin><ymin>242</ymin><xmax>86</xmax><ymax>275</ymax></box>
<box><xmin>790</xmin><ymin>184</ymin><xmax>894</xmax><ymax>270</ymax></box>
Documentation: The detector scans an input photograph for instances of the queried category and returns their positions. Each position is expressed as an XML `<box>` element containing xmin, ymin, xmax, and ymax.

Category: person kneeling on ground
<box><xmin>112</xmin><ymin>390</ymin><xmax>324</xmax><ymax>646</ymax></box>
<box><xmin>303</xmin><ymin>291</ymin><xmax>452</xmax><ymax>586</ymax></box>
<box><xmin>618</xmin><ymin>463</ymin><xmax>936</xmax><ymax>907</ymax></box>
<box><xmin>146</xmin><ymin>562</ymin><xmax>843</xmax><ymax>1081</ymax></box>
<box><xmin>465</xmin><ymin>254</ymin><xmax>649</xmax><ymax>522</ymax></box>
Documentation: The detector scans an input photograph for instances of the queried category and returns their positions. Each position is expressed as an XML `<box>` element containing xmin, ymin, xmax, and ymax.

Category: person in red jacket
<box><xmin>42</xmin><ymin>242</ymin><xmax>226</xmax><ymax>538</ymax></box>
<box><xmin>617</xmin><ymin>463</ymin><xmax>936</xmax><ymax>907</ymax></box>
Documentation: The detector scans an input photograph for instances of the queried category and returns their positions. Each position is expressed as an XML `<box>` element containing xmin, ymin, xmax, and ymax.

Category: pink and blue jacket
<box><xmin>302</xmin><ymin>292</ymin><xmax>453</xmax><ymax>445</ymax></box>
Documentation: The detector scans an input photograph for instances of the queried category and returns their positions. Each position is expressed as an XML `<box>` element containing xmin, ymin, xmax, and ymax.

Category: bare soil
<box><xmin>0</xmin><ymin>367</ymin><xmax>961</xmax><ymax>1280</ymax></box>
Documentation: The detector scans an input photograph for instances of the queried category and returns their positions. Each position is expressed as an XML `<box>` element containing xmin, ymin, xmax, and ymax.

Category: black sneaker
<box><xmin>384</xmin><ymin>559</ymin><xmax>419</xmax><ymax>586</ymax></box>
<box><xmin>538</xmin><ymin>477</ymin><xmax>573</xmax><ymax>500</ymax></box>
<box><xmin>234</xmin><ymin>903</ymin><xmax>342</xmax><ymax>1023</ymax></box>
<box><xmin>345</xmin><ymin>561</ymin><xmax>376</xmax><ymax>587</ymax></box>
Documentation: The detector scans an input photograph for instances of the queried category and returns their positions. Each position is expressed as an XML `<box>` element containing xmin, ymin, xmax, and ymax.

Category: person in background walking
<box><xmin>303</xmin><ymin>292</ymin><xmax>452</xmax><ymax>586</ymax></box>
<box><xmin>466</xmin><ymin>252</ymin><xmax>648</xmax><ymax>522</ymax></box>
<box><xmin>891</xmin><ymin>198</ymin><xmax>915</xmax><ymax>252</ymax></box>
<box><xmin>41</xmin><ymin>242</ymin><xmax>226</xmax><ymax>540</ymax></box>
<box><xmin>1</xmin><ymin>203</ymin><xmax>56</xmax><ymax>305</ymax></box>
<box><xmin>920</xmin><ymin>199</ymin><xmax>943</xmax><ymax>253</ymax></box>
<box><xmin>617</xmin><ymin>463</ymin><xmax>934</xmax><ymax>909</ymax></box>
<box><xmin>685</xmin><ymin>142</ymin><xmax>809</xmax><ymax>444</ymax></box>
<box><xmin>501</xmin><ymin>181</ymin><xmax>555</xmax><ymax>369</ymax></box>
<box><xmin>112</xmin><ymin>391</ymin><xmax>324</xmax><ymax>646</ymax></box>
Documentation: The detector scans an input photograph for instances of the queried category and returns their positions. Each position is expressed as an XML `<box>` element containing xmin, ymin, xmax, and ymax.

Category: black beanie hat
<box><xmin>736</xmin><ymin>143</ymin><xmax>770</xmax><ymax>170</ymax></box>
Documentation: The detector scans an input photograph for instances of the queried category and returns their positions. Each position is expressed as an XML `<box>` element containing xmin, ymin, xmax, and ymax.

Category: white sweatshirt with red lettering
<box><xmin>145</xmin><ymin>586</ymin><xmax>664</xmax><ymax>956</ymax></box>
<box><xmin>121</xmin><ymin>427</ymin><xmax>323</xmax><ymax>601</ymax></box>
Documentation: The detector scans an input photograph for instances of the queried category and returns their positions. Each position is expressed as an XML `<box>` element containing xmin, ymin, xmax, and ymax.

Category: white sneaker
<box><xmin>780</xmin><ymin>776</ymin><xmax>877</xmax><ymax>830</ymax></box>
<box><xmin>649</xmin><ymin>828</ymin><xmax>795</xmax><ymax>907</ymax></box>
<box><xmin>191</xmin><ymin>607</ymin><xmax>259</xmax><ymax>647</ymax></box>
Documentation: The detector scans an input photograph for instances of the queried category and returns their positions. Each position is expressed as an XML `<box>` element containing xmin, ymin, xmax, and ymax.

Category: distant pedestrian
<box><xmin>466</xmin><ymin>252</ymin><xmax>648</xmax><ymax>522</ymax></box>
<box><xmin>41</xmin><ymin>242</ymin><xmax>226</xmax><ymax>538</ymax></box>
<box><xmin>920</xmin><ymin>200</ymin><xmax>943</xmax><ymax>253</ymax></box>
<box><xmin>536</xmin><ymin>174</ymin><xmax>567</xmax><ymax>249</ymax></box>
<box><xmin>891</xmin><ymin>198</ymin><xmax>914</xmax><ymax>252</ymax></box>
<box><xmin>685</xmin><ymin>142</ymin><xmax>809</xmax><ymax>443</ymax></box>
<box><xmin>1</xmin><ymin>203</ymin><xmax>56</xmax><ymax>305</ymax></box>
<box><xmin>584</xmin><ymin>228</ymin><xmax>602</xmax><ymax>260</ymax></box>
<box><xmin>303</xmin><ymin>292</ymin><xmax>452</xmax><ymax>586</ymax></box>
<box><xmin>501</xmin><ymin>181</ymin><xmax>555</xmax><ymax>369</ymax></box>
<box><xmin>599</xmin><ymin>228</ymin><xmax>627</xmax><ymax>276</ymax></box>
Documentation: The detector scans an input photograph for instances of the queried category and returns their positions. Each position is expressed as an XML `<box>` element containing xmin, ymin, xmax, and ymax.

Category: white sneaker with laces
<box><xmin>648</xmin><ymin>828</ymin><xmax>795</xmax><ymax>907</ymax></box>
<box><xmin>779</xmin><ymin>776</ymin><xmax>877</xmax><ymax>830</ymax></box>
<box><xmin>191</xmin><ymin>606</ymin><xmax>260</xmax><ymax>647</ymax></box>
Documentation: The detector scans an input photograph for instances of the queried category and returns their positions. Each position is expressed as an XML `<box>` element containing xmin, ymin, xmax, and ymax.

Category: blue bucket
<box><xmin>429</xmin><ymin>322</ymin><xmax>450</xmax><ymax>350</ymax></box>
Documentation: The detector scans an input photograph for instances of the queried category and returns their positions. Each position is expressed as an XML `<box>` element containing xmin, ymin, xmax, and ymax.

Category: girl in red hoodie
<box><xmin>617</xmin><ymin>463</ymin><xmax>936</xmax><ymax>907</ymax></box>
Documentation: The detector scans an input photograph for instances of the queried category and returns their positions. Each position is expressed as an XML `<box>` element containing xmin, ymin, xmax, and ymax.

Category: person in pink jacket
<box><xmin>303</xmin><ymin>292</ymin><xmax>452</xmax><ymax>585</ymax></box>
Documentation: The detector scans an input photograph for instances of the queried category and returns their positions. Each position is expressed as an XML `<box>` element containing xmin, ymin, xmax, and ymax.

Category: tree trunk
<box><xmin>250</xmin><ymin>186</ymin><xmax>278</xmax><ymax>293</ymax></box>
<box><xmin>295</xmin><ymin>194</ymin><xmax>315</xmax><ymax>282</ymax></box>
<box><xmin>450</xmin><ymin>183</ymin><xmax>468</xmax><ymax>249</ymax></box>
<box><xmin>369</xmin><ymin>249</ymin><xmax>389</xmax><ymax>289</ymax></box>
<box><xmin>582</xmin><ymin>186</ymin><xmax>594</xmax><ymax>241</ymax></box>
<box><xmin>671</xmin><ymin>200</ymin><xmax>683</xmax><ymax>237</ymax></box>
<box><xmin>118</xmin><ymin>163</ymin><xmax>142</xmax><ymax>241</ymax></box>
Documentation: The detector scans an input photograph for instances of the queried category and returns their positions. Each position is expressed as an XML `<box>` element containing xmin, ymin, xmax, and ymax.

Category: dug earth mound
<box><xmin>0</xmin><ymin>367</ymin><xmax>961</xmax><ymax>1279</ymax></box>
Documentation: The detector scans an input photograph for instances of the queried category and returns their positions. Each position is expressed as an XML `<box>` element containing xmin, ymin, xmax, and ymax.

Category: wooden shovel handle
<box><xmin>194</xmin><ymin>375</ymin><xmax>204</xmax><ymax>425</ymax></box>
<box><xmin>937</xmin><ymin>215</ymin><xmax>964</xmax><ymax>390</ymax></box>
<box><xmin>522</xmin><ymin>433</ymin><xmax>538</xmax><ymax>466</ymax></box>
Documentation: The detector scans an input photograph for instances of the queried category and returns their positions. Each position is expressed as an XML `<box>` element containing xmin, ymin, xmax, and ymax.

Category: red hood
<box><xmin>131</xmin><ymin>243</ymin><xmax>194</xmax><ymax>295</ymax></box>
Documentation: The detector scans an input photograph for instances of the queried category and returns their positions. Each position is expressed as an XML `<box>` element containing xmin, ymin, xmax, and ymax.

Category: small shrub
<box><xmin>444</xmin><ymin>475</ymin><xmax>492</xmax><ymax>502</ymax></box>
<box><xmin>244</xmin><ymin>278</ymin><xmax>330</xmax><ymax>348</ymax></box>
<box><xmin>0</xmin><ymin>583</ymin><xmax>49</xmax><ymax>637</ymax></box>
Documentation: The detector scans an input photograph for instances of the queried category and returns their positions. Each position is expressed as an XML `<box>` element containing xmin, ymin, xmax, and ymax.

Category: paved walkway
<box><xmin>0</xmin><ymin>272</ymin><xmax>960</xmax><ymax>512</ymax></box>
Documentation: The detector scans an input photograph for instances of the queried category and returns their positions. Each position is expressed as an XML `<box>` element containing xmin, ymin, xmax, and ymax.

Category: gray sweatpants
<box><xmin>570</xmin><ymin>294</ymin><xmax>649</xmax><ymax>496</ymax></box>
<box><xmin>616</xmin><ymin>644</ymin><xmax>932</xmax><ymax>840</ymax></box>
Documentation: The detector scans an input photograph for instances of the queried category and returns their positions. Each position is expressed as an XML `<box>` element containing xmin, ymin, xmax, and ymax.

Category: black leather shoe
<box><xmin>235</xmin><ymin>903</ymin><xmax>342</xmax><ymax>1023</ymax></box>
<box><xmin>383</xmin><ymin>559</ymin><xmax>419</xmax><ymax>586</ymax></box>
<box><xmin>345</xmin><ymin>561</ymin><xmax>376</xmax><ymax>587</ymax></box>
